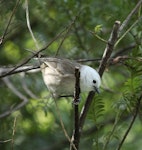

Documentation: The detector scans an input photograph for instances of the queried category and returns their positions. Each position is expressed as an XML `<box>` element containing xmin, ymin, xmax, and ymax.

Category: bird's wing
<box><xmin>40</xmin><ymin>57</ymin><xmax>81</xmax><ymax>75</ymax></box>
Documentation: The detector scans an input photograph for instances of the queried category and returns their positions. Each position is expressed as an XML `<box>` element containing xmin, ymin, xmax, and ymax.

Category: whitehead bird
<box><xmin>40</xmin><ymin>57</ymin><xmax>101</xmax><ymax>98</ymax></box>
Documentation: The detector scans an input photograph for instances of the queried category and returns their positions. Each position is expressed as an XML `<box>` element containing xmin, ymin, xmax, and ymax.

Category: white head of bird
<box><xmin>40</xmin><ymin>58</ymin><xmax>101</xmax><ymax>98</ymax></box>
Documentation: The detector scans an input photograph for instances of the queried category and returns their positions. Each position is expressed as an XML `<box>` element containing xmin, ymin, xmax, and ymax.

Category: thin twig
<box><xmin>0</xmin><ymin>139</ymin><xmax>12</xmax><ymax>143</ymax></box>
<box><xmin>0</xmin><ymin>28</ymin><xmax>66</xmax><ymax>78</ymax></box>
<box><xmin>54</xmin><ymin>99</ymin><xmax>77</xmax><ymax>150</ymax></box>
<box><xmin>20</xmin><ymin>72</ymin><xmax>38</xmax><ymax>99</ymax></box>
<box><xmin>103</xmin><ymin>111</ymin><xmax>122</xmax><ymax>150</ymax></box>
<box><xmin>0</xmin><ymin>0</ymin><xmax>21</xmax><ymax>45</ymax></box>
<box><xmin>115</xmin><ymin>16</ymin><xmax>142</xmax><ymax>47</ymax></box>
<box><xmin>118</xmin><ymin>0</ymin><xmax>142</xmax><ymax>36</ymax></box>
<box><xmin>89</xmin><ymin>30</ymin><xmax>108</xmax><ymax>43</ymax></box>
<box><xmin>116</xmin><ymin>95</ymin><xmax>142</xmax><ymax>150</ymax></box>
<box><xmin>65</xmin><ymin>8</ymin><xmax>86</xmax><ymax>50</ymax></box>
<box><xmin>55</xmin><ymin>12</ymin><xmax>80</xmax><ymax>56</ymax></box>
<box><xmin>11</xmin><ymin>116</ymin><xmax>17</xmax><ymax>150</ymax></box>
<box><xmin>0</xmin><ymin>65</ymin><xmax>40</xmax><ymax>77</ymax></box>
<box><xmin>112</xmin><ymin>43</ymin><xmax>136</xmax><ymax>57</ymax></box>
<box><xmin>0</xmin><ymin>77</ymin><xmax>28</xmax><ymax>118</ymax></box>
<box><xmin>25</xmin><ymin>0</ymin><xmax>40</xmax><ymax>50</ymax></box>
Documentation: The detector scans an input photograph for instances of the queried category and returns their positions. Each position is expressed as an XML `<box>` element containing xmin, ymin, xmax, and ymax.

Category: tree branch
<box><xmin>0</xmin><ymin>77</ymin><xmax>28</xmax><ymax>118</ymax></box>
<box><xmin>20</xmin><ymin>72</ymin><xmax>38</xmax><ymax>99</ymax></box>
<box><xmin>79</xmin><ymin>20</ymin><xmax>121</xmax><ymax>138</ymax></box>
<box><xmin>55</xmin><ymin>13</ymin><xmax>80</xmax><ymax>56</ymax></box>
<box><xmin>11</xmin><ymin>116</ymin><xmax>17</xmax><ymax>150</ymax></box>
<box><xmin>53</xmin><ymin>98</ymin><xmax>77</xmax><ymax>150</ymax></box>
<box><xmin>118</xmin><ymin>0</ymin><xmax>142</xmax><ymax>35</ymax></box>
<box><xmin>25</xmin><ymin>0</ymin><xmax>40</xmax><ymax>50</ymax></box>
<box><xmin>112</xmin><ymin>43</ymin><xmax>136</xmax><ymax>57</ymax></box>
<box><xmin>98</xmin><ymin>21</ymin><xmax>121</xmax><ymax>77</ymax></box>
<box><xmin>116</xmin><ymin>95</ymin><xmax>142</xmax><ymax>150</ymax></box>
<box><xmin>0</xmin><ymin>65</ymin><xmax>40</xmax><ymax>77</ymax></box>
<box><xmin>0</xmin><ymin>18</ymin><xmax>78</xmax><ymax>78</ymax></box>
<box><xmin>1</xmin><ymin>54</ymin><xmax>141</xmax><ymax>78</ymax></box>
<box><xmin>70</xmin><ymin>67</ymin><xmax>81</xmax><ymax>150</ymax></box>
<box><xmin>0</xmin><ymin>0</ymin><xmax>21</xmax><ymax>45</ymax></box>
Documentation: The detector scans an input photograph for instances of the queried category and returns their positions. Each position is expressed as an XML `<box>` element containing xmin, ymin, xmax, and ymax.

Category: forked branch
<box><xmin>79</xmin><ymin>21</ymin><xmax>121</xmax><ymax>139</ymax></box>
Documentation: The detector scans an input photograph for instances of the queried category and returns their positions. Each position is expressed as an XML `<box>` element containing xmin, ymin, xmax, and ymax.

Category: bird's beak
<box><xmin>94</xmin><ymin>87</ymin><xmax>100</xmax><ymax>94</ymax></box>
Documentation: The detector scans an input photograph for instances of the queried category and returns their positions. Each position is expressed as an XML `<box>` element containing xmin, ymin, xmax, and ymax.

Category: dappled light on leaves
<box><xmin>0</xmin><ymin>0</ymin><xmax>142</xmax><ymax>150</ymax></box>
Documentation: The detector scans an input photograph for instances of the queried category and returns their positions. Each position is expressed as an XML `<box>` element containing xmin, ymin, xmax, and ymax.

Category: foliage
<box><xmin>0</xmin><ymin>0</ymin><xmax>142</xmax><ymax>150</ymax></box>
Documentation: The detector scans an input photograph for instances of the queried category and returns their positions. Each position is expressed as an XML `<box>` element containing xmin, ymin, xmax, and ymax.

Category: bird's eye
<box><xmin>93</xmin><ymin>80</ymin><xmax>96</xmax><ymax>84</ymax></box>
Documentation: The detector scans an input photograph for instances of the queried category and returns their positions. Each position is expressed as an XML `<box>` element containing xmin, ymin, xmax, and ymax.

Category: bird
<box><xmin>40</xmin><ymin>57</ymin><xmax>101</xmax><ymax>98</ymax></box>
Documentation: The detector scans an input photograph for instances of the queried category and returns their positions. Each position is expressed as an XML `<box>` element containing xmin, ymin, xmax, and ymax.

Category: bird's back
<box><xmin>40</xmin><ymin>58</ymin><xmax>81</xmax><ymax>97</ymax></box>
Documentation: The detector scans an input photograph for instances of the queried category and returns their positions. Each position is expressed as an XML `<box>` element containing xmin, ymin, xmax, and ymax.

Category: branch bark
<box><xmin>0</xmin><ymin>65</ymin><xmax>40</xmax><ymax>77</ymax></box>
<box><xmin>70</xmin><ymin>67</ymin><xmax>81</xmax><ymax>150</ymax></box>
<box><xmin>79</xmin><ymin>21</ymin><xmax>121</xmax><ymax>141</ymax></box>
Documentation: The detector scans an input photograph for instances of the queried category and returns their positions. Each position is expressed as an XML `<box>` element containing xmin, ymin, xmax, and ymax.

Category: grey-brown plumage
<box><xmin>40</xmin><ymin>57</ymin><xmax>101</xmax><ymax>98</ymax></box>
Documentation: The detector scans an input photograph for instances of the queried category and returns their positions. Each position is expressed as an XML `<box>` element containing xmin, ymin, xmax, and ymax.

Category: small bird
<box><xmin>40</xmin><ymin>57</ymin><xmax>101</xmax><ymax>98</ymax></box>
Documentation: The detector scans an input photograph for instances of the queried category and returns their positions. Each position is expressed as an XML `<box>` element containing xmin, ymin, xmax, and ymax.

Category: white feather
<box><xmin>80</xmin><ymin>65</ymin><xmax>101</xmax><ymax>92</ymax></box>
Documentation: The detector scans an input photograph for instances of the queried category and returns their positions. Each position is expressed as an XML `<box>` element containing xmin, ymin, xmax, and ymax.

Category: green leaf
<box><xmin>94</xmin><ymin>24</ymin><xmax>103</xmax><ymax>33</ymax></box>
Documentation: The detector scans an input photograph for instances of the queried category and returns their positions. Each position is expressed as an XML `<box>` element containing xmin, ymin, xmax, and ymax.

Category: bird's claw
<box><xmin>72</xmin><ymin>98</ymin><xmax>81</xmax><ymax>105</ymax></box>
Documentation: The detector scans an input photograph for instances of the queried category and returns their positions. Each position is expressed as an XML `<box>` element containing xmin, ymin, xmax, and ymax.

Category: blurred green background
<box><xmin>0</xmin><ymin>0</ymin><xmax>142</xmax><ymax>150</ymax></box>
